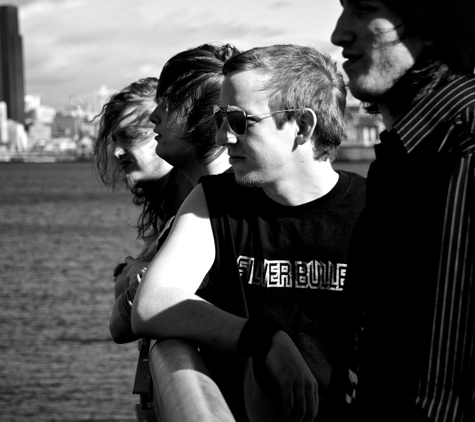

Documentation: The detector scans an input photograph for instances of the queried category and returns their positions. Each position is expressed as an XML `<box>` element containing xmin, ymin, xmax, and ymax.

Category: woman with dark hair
<box><xmin>93</xmin><ymin>77</ymin><xmax>193</xmax><ymax>343</ymax></box>
<box><xmin>150</xmin><ymin>43</ymin><xmax>239</xmax><ymax>185</ymax></box>
<box><xmin>94</xmin><ymin>77</ymin><xmax>192</xmax><ymax>242</ymax></box>
<box><xmin>107</xmin><ymin>43</ymin><xmax>239</xmax><ymax>344</ymax></box>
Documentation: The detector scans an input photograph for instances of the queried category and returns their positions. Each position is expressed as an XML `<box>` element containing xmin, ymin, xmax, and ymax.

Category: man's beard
<box><xmin>363</xmin><ymin>55</ymin><xmax>457</xmax><ymax>115</ymax></box>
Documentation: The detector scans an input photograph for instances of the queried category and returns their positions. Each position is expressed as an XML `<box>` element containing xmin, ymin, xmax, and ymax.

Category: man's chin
<box><xmin>347</xmin><ymin>79</ymin><xmax>388</xmax><ymax>104</ymax></box>
<box><xmin>124</xmin><ymin>173</ymin><xmax>140</xmax><ymax>189</ymax></box>
<box><xmin>348</xmin><ymin>86</ymin><xmax>375</xmax><ymax>103</ymax></box>
<box><xmin>234</xmin><ymin>173</ymin><xmax>262</xmax><ymax>190</ymax></box>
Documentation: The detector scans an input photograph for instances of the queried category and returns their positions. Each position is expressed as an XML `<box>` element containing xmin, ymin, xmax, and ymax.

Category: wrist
<box><xmin>117</xmin><ymin>290</ymin><xmax>133</xmax><ymax>324</ymax></box>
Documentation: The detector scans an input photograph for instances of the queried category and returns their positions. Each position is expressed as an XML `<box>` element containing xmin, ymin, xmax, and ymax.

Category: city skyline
<box><xmin>0</xmin><ymin>0</ymin><xmax>344</xmax><ymax>110</ymax></box>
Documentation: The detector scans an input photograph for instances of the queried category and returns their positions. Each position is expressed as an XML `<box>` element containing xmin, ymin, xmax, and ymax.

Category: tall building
<box><xmin>0</xmin><ymin>101</ymin><xmax>7</xmax><ymax>143</ymax></box>
<box><xmin>0</xmin><ymin>5</ymin><xmax>25</xmax><ymax>124</ymax></box>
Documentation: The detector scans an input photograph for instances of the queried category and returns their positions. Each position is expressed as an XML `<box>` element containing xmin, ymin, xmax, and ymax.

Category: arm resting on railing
<box><xmin>149</xmin><ymin>338</ymin><xmax>235</xmax><ymax>422</ymax></box>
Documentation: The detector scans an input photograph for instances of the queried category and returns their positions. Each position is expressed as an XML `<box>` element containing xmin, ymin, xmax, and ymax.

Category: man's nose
<box><xmin>330</xmin><ymin>10</ymin><xmax>353</xmax><ymax>47</ymax></box>
<box><xmin>216</xmin><ymin>120</ymin><xmax>238</xmax><ymax>146</ymax></box>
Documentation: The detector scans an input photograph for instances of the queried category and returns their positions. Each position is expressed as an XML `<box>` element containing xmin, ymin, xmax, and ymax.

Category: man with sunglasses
<box><xmin>132</xmin><ymin>44</ymin><xmax>366</xmax><ymax>421</ymax></box>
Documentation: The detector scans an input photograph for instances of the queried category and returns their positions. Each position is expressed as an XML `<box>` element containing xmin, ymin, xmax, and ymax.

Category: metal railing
<box><xmin>141</xmin><ymin>338</ymin><xmax>235</xmax><ymax>422</ymax></box>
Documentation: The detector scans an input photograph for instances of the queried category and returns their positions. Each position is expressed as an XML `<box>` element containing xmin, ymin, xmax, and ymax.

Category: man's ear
<box><xmin>295</xmin><ymin>108</ymin><xmax>317</xmax><ymax>145</ymax></box>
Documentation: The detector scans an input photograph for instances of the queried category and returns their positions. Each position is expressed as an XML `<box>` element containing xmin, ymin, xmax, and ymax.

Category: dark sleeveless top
<box><xmin>197</xmin><ymin>170</ymin><xmax>366</xmax><ymax>421</ymax></box>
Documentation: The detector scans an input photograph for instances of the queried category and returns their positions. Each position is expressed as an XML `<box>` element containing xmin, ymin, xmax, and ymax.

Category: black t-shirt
<box><xmin>198</xmin><ymin>170</ymin><xmax>366</xmax><ymax>421</ymax></box>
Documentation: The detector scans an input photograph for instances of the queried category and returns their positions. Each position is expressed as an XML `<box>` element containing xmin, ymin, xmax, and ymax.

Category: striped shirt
<box><xmin>347</xmin><ymin>75</ymin><xmax>475</xmax><ymax>422</ymax></box>
<box><xmin>393</xmin><ymin>75</ymin><xmax>475</xmax><ymax>422</ymax></box>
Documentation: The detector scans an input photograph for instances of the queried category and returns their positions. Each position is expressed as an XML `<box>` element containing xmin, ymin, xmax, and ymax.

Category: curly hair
<box><xmin>93</xmin><ymin>77</ymin><xmax>158</xmax><ymax>190</ymax></box>
<box><xmin>93</xmin><ymin>77</ymin><xmax>168</xmax><ymax>239</ymax></box>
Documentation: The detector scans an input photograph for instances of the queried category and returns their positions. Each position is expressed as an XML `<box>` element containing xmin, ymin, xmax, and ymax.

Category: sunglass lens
<box><xmin>227</xmin><ymin>110</ymin><xmax>246</xmax><ymax>135</ymax></box>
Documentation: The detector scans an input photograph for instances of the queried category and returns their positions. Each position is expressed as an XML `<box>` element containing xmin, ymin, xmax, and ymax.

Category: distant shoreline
<box><xmin>0</xmin><ymin>156</ymin><xmax>92</xmax><ymax>164</ymax></box>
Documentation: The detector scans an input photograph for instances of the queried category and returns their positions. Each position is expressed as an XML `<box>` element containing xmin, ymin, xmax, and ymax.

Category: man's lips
<box><xmin>228</xmin><ymin>156</ymin><xmax>244</xmax><ymax>165</ymax></box>
<box><xmin>342</xmin><ymin>52</ymin><xmax>362</xmax><ymax>67</ymax></box>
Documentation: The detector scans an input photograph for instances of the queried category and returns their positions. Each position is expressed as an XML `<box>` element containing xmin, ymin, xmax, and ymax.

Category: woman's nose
<box><xmin>114</xmin><ymin>145</ymin><xmax>125</xmax><ymax>158</ymax></box>
<box><xmin>149</xmin><ymin>105</ymin><xmax>160</xmax><ymax>125</ymax></box>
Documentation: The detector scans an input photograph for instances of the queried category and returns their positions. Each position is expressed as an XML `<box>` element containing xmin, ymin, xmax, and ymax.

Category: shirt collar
<box><xmin>386</xmin><ymin>75</ymin><xmax>475</xmax><ymax>153</ymax></box>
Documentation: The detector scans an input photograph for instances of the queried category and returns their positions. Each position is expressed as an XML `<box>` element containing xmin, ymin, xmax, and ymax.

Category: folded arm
<box><xmin>131</xmin><ymin>185</ymin><xmax>319</xmax><ymax>420</ymax></box>
<box><xmin>110</xmin><ymin>257</ymin><xmax>149</xmax><ymax>343</ymax></box>
<box><xmin>131</xmin><ymin>184</ymin><xmax>246</xmax><ymax>353</ymax></box>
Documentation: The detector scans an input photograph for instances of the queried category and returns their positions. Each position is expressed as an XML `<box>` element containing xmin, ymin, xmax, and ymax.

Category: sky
<box><xmin>1</xmin><ymin>0</ymin><xmax>344</xmax><ymax>110</ymax></box>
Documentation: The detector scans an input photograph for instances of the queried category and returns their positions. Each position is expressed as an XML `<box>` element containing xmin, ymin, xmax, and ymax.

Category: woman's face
<box><xmin>113</xmin><ymin>101</ymin><xmax>172</xmax><ymax>188</ymax></box>
<box><xmin>149</xmin><ymin>98</ymin><xmax>196</xmax><ymax>170</ymax></box>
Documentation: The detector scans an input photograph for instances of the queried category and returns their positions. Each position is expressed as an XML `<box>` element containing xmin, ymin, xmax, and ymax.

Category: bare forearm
<box><xmin>130</xmin><ymin>186</ymin><xmax>241</xmax><ymax>352</ymax></box>
<box><xmin>132</xmin><ymin>287</ymin><xmax>246</xmax><ymax>354</ymax></box>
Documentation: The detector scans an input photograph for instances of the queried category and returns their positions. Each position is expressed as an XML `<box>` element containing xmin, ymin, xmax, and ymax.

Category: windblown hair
<box><xmin>129</xmin><ymin>181</ymin><xmax>167</xmax><ymax>240</ymax></box>
<box><xmin>93</xmin><ymin>77</ymin><xmax>166</xmax><ymax>240</ymax></box>
<box><xmin>94</xmin><ymin>77</ymin><xmax>158</xmax><ymax>189</ymax></box>
<box><xmin>156</xmin><ymin>43</ymin><xmax>240</xmax><ymax>165</ymax></box>
<box><xmin>223</xmin><ymin>44</ymin><xmax>347</xmax><ymax>162</ymax></box>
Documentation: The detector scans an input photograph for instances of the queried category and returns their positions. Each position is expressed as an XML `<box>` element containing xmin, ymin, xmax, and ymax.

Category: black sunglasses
<box><xmin>213</xmin><ymin>105</ymin><xmax>301</xmax><ymax>136</ymax></box>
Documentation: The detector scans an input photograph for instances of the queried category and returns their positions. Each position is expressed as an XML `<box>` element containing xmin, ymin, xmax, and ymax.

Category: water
<box><xmin>0</xmin><ymin>162</ymin><xmax>143</xmax><ymax>421</ymax></box>
<box><xmin>0</xmin><ymin>160</ymin><xmax>370</xmax><ymax>421</ymax></box>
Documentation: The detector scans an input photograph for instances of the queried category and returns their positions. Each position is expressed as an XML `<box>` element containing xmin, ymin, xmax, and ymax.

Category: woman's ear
<box><xmin>295</xmin><ymin>108</ymin><xmax>317</xmax><ymax>145</ymax></box>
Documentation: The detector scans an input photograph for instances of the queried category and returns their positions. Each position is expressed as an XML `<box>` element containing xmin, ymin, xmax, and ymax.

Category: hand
<box><xmin>113</xmin><ymin>262</ymin><xmax>127</xmax><ymax>277</ymax></box>
<box><xmin>264</xmin><ymin>331</ymin><xmax>319</xmax><ymax>422</ymax></box>
<box><xmin>127</xmin><ymin>266</ymin><xmax>146</xmax><ymax>298</ymax></box>
<box><xmin>114</xmin><ymin>256</ymin><xmax>149</xmax><ymax>298</ymax></box>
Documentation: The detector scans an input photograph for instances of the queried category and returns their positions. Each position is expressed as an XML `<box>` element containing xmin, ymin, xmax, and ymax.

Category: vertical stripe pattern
<box><xmin>392</xmin><ymin>76</ymin><xmax>475</xmax><ymax>422</ymax></box>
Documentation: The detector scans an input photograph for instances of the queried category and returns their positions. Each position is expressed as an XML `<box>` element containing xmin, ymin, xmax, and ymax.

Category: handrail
<box><xmin>149</xmin><ymin>338</ymin><xmax>236</xmax><ymax>422</ymax></box>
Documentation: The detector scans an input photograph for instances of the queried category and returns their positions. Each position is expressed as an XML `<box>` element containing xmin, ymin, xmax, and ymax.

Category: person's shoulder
<box><xmin>337</xmin><ymin>169</ymin><xmax>366</xmax><ymax>187</ymax></box>
<box><xmin>200</xmin><ymin>169</ymin><xmax>234</xmax><ymax>182</ymax></box>
<box><xmin>335</xmin><ymin>169</ymin><xmax>367</xmax><ymax>202</ymax></box>
<box><xmin>458</xmin><ymin>102</ymin><xmax>475</xmax><ymax>130</ymax></box>
<box><xmin>449</xmin><ymin>78</ymin><xmax>475</xmax><ymax>154</ymax></box>
<box><xmin>459</xmin><ymin>73</ymin><xmax>475</xmax><ymax>87</ymax></box>
<box><xmin>455</xmin><ymin>104</ymin><xmax>475</xmax><ymax>156</ymax></box>
<box><xmin>199</xmin><ymin>170</ymin><xmax>241</xmax><ymax>213</ymax></box>
<box><xmin>199</xmin><ymin>170</ymin><xmax>236</xmax><ymax>191</ymax></box>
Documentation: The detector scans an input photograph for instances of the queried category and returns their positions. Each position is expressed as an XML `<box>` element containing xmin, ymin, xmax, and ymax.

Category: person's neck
<box><xmin>130</xmin><ymin>170</ymin><xmax>172</xmax><ymax>194</ymax></box>
<box><xmin>377</xmin><ymin>58</ymin><xmax>455</xmax><ymax>131</ymax></box>
<box><xmin>262</xmin><ymin>160</ymin><xmax>339</xmax><ymax>207</ymax></box>
<box><xmin>183</xmin><ymin>153</ymin><xmax>230</xmax><ymax>186</ymax></box>
<box><xmin>378</xmin><ymin>104</ymin><xmax>398</xmax><ymax>130</ymax></box>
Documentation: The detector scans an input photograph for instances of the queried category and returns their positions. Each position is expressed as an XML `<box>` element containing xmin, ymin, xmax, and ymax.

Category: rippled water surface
<box><xmin>0</xmin><ymin>162</ymin><xmax>143</xmax><ymax>421</ymax></box>
<box><xmin>0</xmin><ymin>160</ymin><xmax>370</xmax><ymax>421</ymax></box>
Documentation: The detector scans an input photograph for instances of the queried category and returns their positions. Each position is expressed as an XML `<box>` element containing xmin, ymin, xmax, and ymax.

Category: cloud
<box><xmin>4</xmin><ymin>0</ymin><xmax>343</xmax><ymax>109</ymax></box>
<box><xmin>269</xmin><ymin>1</ymin><xmax>292</xmax><ymax>9</ymax></box>
<box><xmin>0</xmin><ymin>0</ymin><xmax>41</xmax><ymax>6</ymax></box>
